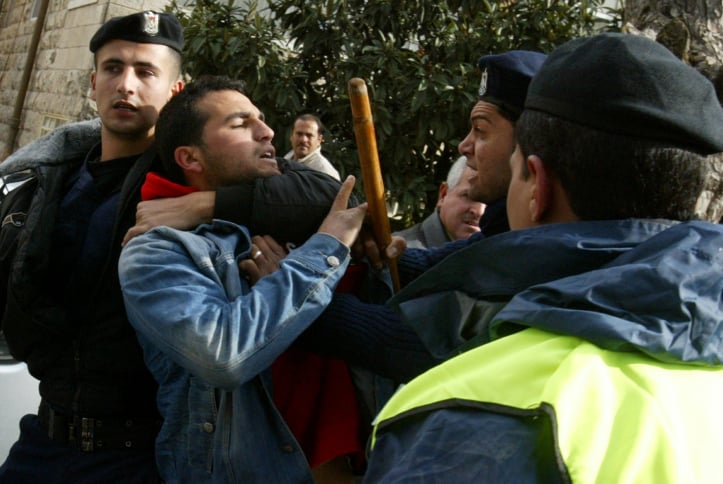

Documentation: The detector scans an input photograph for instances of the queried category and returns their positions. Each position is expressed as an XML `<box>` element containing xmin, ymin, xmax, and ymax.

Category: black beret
<box><xmin>90</xmin><ymin>11</ymin><xmax>183</xmax><ymax>54</ymax></box>
<box><xmin>525</xmin><ymin>33</ymin><xmax>723</xmax><ymax>155</ymax></box>
<box><xmin>477</xmin><ymin>51</ymin><xmax>548</xmax><ymax>120</ymax></box>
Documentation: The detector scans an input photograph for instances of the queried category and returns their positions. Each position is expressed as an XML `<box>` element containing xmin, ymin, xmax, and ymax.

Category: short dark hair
<box><xmin>516</xmin><ymin>110</ymin><xmax>709</xmax><ymax>221</ymax></box>
<box><xmin>166</xmin><ymin>49</ymin><xmax>184</xmax><ymax>80</ymax></box>
<box><xmin>294</xmin><ymin>114</ymin><xmax>325</xmax><ymax>135</ymax></box>
<box><xmin>156</xmin><ymin>75</ymin><xmax>247</xmax><ymax>184</ymax></box>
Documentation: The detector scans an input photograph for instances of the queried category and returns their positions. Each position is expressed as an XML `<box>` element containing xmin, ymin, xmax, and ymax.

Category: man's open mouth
<box><xmin>113</xmin><ymin>101</ymin><xmax>137</xmax><ymax>111</ymax></box>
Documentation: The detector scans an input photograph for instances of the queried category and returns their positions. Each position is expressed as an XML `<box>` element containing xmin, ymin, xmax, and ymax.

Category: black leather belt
<box><xmin>38</xmin><ymin>400</ymin><xmax>161</xmax><ymax>452</ymax></box>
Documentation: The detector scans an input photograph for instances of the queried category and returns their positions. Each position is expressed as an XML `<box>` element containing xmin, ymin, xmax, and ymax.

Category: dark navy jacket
<box><xmin>366</xmin><ymin>219</ymin><xmax>723</xmax><ymax>482</ymax></box>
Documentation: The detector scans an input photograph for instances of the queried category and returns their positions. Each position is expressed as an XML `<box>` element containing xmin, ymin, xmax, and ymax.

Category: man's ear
<box><xmin>90</xmin><ymin>71</ymin><xmax>97</xmax><ymax>101</ymax></box>
<box><xmin>174</xmin><ymin>146</ymin><xmax>204</xmax><ymax>175</ymax></box>
<box><xmin>171</xmin><ymin>80</ymin><xmax>184</xmax><ymax>97</ymax></box>
<box><xmin>527</xmin><ymin>155</ymin><xmax>552</xmax><ymax>223</ymax></box>
<box><xmin>436</xmin><ymin>182</ymin><xmax>449</xmax><ymax>208</ymax></box>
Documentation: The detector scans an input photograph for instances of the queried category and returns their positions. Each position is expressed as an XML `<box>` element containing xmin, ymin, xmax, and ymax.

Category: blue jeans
<box><xmin>0</xmin><ymin>414</ymin><xmax>160</xmax><ymax>484</ymax></box>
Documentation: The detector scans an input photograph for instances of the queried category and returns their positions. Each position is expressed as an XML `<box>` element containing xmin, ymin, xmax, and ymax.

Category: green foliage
<box><xmin>167</xmin><ymin>0</ymin><xmax>615</xmax><ymax>228</ymax></box>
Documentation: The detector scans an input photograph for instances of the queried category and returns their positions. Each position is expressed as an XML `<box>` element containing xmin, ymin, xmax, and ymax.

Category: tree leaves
<box><xmin>167</xmin><ymin>0</ymin><xmax>613</xmax><ymax>226</ymax></box>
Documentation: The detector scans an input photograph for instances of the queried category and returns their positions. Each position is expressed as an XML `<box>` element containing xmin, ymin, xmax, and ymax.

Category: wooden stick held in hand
<box><xmin>348</xmin><ymin>77</ymin><xmax>400</xmax><ymax>291</ymax></box>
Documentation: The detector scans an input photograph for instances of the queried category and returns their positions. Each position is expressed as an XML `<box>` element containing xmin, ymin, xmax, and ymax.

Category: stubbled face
<box><xmin>438</xmin><ymin>166</ymin><xmax>486</xmax><ymax>240</ymax></box>
<box><xmin>458</xmin><ymin>100</ymin><xmax>517</xmax><ymax>204</ymax></box>
<box><xmin>290</xmin><ymin>119</ymin><xmax>323</xmax><ymax>159</ymax></box>
<box><xmin>91</xmin><ymin>39</ymin><xmax>181</xmax><ymax>143</ymax></box>
<box><xmin>196</xmin><ymin>89</ymin><xmax>280</xmax><ymax>188</ymax></box>
<box><xmin>506</xmin><ymin>145</ymin><xmax>534</xmax><ymax>230</ymax></box>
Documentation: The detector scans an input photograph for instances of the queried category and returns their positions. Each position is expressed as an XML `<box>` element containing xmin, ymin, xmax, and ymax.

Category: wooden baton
<box><xmin>347</xmin><ymin>77</ymin><xmax>400</xmax><ymax>292</ymax></box>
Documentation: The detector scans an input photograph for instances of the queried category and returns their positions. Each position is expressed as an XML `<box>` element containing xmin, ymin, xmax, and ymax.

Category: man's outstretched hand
<box><xmin>239</xmin><ymin>175</ymin><xmax>404</xmax><ymax>286</ymax></box>
<box><xmin>322</xmin><ymin>175</ymin><xmax>405</xmax><ymax>268</ymax></box>
<box><xmin>317</xmin><ymin>175</ymin><xmax>368</xmax><ymax>248</ymax></box>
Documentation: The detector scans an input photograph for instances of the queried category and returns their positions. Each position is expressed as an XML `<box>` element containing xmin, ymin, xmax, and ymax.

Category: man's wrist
<box><xmin>193</xmin><ymin>191</ymin><xmax>215</xmax><ymax>223</ymax></box>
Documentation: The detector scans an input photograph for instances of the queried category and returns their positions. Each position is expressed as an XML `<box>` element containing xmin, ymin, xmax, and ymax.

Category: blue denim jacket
<box><xmin>118</xmin><ymin>220</ymin><xmax>350</xmax><ymax>483</ymax></box>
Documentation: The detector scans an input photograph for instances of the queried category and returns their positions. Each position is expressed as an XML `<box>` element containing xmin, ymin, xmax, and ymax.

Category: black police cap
<box><xmin>89</xmin><ymin>11</ymin><xmax>183</xmax><ymax>54</ymax></box>
<box><xmin>525</xmin><ymin>33</ymin><xmax>723</xmax><ymax>155</ymax></box>
<box><xmin>477</xmin><ymin>51</ymin><xmax>548</xmax><ymax>121</ymax></box>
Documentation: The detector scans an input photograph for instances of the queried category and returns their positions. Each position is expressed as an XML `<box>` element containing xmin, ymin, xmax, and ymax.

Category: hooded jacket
<box><xmin>367</xmin><ymin>219</ymin><xmax>723</xmax><ymax>482</ymax></box>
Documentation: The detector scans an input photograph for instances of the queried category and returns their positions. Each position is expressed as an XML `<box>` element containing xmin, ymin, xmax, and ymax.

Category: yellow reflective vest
<box><xmin>372</xmin><ymin>328</ymin><xmax>723</xmax><ymax>483</ymax></box>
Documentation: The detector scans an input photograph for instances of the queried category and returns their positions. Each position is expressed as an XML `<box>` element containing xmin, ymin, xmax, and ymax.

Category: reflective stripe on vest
<box><xmin>372</xmin><ymin>328</ymin><xmax>723</xmax><ymax>483</ymax></box>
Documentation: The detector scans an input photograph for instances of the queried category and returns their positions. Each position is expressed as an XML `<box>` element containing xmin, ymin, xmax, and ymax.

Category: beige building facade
<box><xmin>0</xmin><ymin>0</ymin><xmax>169</xmax><ymax>158</ymax></box>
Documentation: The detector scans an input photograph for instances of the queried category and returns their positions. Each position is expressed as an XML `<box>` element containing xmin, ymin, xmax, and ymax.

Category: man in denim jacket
<box><xmin>118</xmin><ymin>76</ymin><xmax>368</xmax><ymax>483</ymax></box>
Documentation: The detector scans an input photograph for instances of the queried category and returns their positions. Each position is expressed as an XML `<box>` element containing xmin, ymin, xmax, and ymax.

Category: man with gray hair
<box><xmin>395</xmin><ymin>156</ymin><xmax>485</xmax><ymax>248</ymax></box>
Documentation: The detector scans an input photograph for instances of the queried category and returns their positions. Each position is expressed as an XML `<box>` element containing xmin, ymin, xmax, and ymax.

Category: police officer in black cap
<box><xmin>365</xmin><ymin>32</ymin><xmax>723</xmax><ymax>482</ymax></box>
<box><xmin>459</xmin><ymin>50</ymin><xmax>547</xmax><ymax>237</ymax></box>
<box><xmin>0</xmin><ymin>11</ymin><xmax>184</xmax><ymax>482</ymax></box>
<box><xmin>89</xmin><ymin>11</ymin><xmax>184</xmax><ymax>160</ymax></box>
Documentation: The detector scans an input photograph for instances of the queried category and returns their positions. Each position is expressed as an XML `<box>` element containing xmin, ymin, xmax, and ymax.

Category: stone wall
<box><xmin>0</xmin><ymin>0</ymin><xmax>168</xmax><ymax>158</ymax></box>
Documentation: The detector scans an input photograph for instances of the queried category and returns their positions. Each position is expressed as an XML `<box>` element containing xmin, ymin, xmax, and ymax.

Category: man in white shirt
<box><xmin>285</xmin><ymin>114</ymin><xmax>341</xmax><ymax>180</ymax></box>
